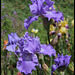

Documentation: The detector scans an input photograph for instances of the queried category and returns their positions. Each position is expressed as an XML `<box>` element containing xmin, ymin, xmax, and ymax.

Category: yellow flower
<box><xmin>50</xmin><ymin>24</ymin><xmax>55</xmax><ymax>32</ymax></box>
<box><xmin>31</xmin><ymin>29</ymin><xmax>35</xmax><ymax>33</ymax></box>
<box><xmin>35</xmin><ymin>29</ymin><xmax>38</xmax><ymax>34</ymax></box>
<box><xmin>71</xmin><ymin>19</ymin><xmax>74</xmax><ymax>26</ymax></box>
<box><xmin>59</xmin><ymin>27</ymin><xmax>67</xmax><ymax>34</ymax></box>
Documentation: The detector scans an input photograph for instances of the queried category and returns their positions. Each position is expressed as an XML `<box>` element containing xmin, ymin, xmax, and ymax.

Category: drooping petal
<box><xmin>52</xmin><ymin>64</ymin><xmax>58</xmax><ymax>73</ymax></box>
<box><xmin>24</xmin><ymin>16</ymin><xmax>39</xmax><ymax>30</ymax></box>
<box><xmin>17</xmin><ymin>50</ymin><xmax>39</xmax><ymax>75</ymax></box>
<box><xmin>39</xmin><ymin>44</ymin><xmax>56</xmax><ymax>57</ymax></box>
<box><xmin>6</xmin><ymin>44</ymin><xmax>17</xmax><ymax>52</ymax></box>
<box><xmin>17</xmin><ymin>61</ymin><xmax>37</xmax><ymax>75</ymax></box>
<box><xmin>43</xmin><ymin>11</ymin><xmax>64</xmax><ymax>22</ymax></box>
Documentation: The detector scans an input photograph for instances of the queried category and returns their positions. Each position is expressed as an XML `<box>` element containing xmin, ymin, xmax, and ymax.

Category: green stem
<box><xmin>50</xmin><ymin>56</ymin><xmax>52</xmax><ymax>75</ymax></box>
<box><xmin>47</xmin><ymin>31</ymin><xmax>50</xmax><ymax>44</ymax></box>
<box><xmin>47</xmin><ymin>25</ymin><xmax>50</xmax><ymax>44</ymax></box>
<box><xmin>47</xmin><ymin>24</ymin><xmax>52</xmax><ymax>75</ymax></box>
<box><xmin>11</xmin><ymin>69</ymin><xmax>13</xmax><ymax>75</ymax></box>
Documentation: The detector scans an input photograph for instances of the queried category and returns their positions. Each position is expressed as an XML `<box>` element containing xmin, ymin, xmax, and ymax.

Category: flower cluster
<box><xmin>49</xmin><ymin>18</ymin><xmax>70</xmax><ymax>43</ymax></box>
<box><xmin>6</xmin><ymin>32</ymin><xmax>56</xmax><ymax>74</ymax></box>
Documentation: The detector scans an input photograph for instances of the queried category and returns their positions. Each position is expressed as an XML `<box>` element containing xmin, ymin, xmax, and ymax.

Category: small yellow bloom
<box><xmin>35</xmin><ymin>30</ymin><xmax>38</xmax><ymax>34</ymax></box>
<box><xmin>31</xmin><ymin>29</ymin><xmax>35</xmax><ymax>33</ymax></box>
<box><xmin>59</xmin><ymin>27</ymin><xmax>67</xmax><ymax>34</ymax></box>
<box><xmin>71</xmin><ymin>19</ymin><xmax>74</xmax><ymax>26</ymax></box>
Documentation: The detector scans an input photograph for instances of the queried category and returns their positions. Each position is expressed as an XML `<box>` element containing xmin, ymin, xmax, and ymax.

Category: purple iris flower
<box><xmin>6</xmin><ymin>32</ymin><xmax>56</xmax><ymax>74</ymax></box>
<box><xmin>20</xmin><ymin>32</ymin><xmax>56</xmax><ymax>57</ymax></box>
<box><xmin>15</xmin><ymin>32</ymin><xmax>56</xmax><ymax>57</ymax></box>
<box><xmin>52</xmin><ymin>54</ymin><xmax>71</xmax><ymax>73</ymax></box>
<box><xmin>6</xmin><ymin>32</ymin><xmax>19</xmax><ymax>52</ymax></box>
<box><xmin>24</xmin><ymin>0</ymin><xmax>64</xmax><ymax>30</ymax></box>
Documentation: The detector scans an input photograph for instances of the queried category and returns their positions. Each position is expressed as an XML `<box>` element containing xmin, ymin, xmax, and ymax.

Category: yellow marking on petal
<box><xmin>49</xmin><ymin>7</ymin><xmax>52</xmax><ymax>10</ymax></box>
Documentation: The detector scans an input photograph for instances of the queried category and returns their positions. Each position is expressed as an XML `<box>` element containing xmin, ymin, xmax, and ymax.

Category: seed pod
<box><xmin>51</xmin><ymin>36</ymin><xmax>58</xmax><ymax>46</ymax></box>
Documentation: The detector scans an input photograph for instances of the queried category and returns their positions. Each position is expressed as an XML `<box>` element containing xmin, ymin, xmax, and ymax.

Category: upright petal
<box><xmin>45</xmin><ymin>0</ymin><xmax>55</xmax><ymax>7</ymax></box>
<box><xmin>29</xmin><ymin>3</ymin><xmax>38</xmax><ymax>14</ymax></box>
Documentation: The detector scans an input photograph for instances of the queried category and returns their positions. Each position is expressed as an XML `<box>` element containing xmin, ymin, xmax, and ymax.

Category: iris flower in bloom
<box><xmin>15</xmin><ymin>32</ymin><xmax>56</xmax><ymax>57</ymax></box>
<box><xmin>6</xmin><ymin>32</ymin><xmax>56</xmax><ymax>74</ymax></box>
<box><xmin>24</xmin><ymin>0</ymin><xmax>64</xmax><ymax>30</ymax></box>
<box><xmin>52</xmin><ymin>54</ymin><xmax>71</xmax><ymax>73</ymax></box>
